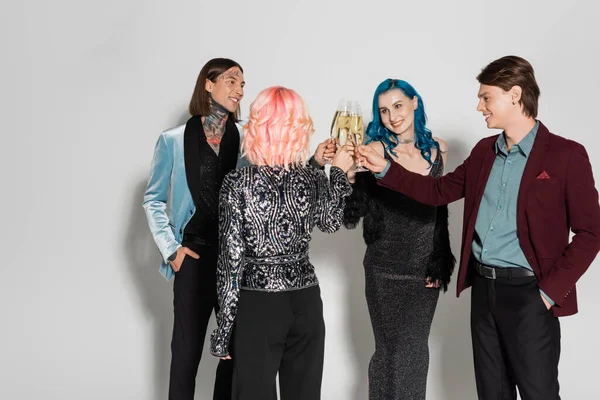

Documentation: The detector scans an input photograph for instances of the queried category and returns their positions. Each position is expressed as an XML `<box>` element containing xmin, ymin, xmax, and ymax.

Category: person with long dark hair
<box><xmin>143</xmin><ymin>59</ymin><xmax>336</xmax><ymax>400</ymax></box>
<box><xmin>143</xmin><ymin>58</ymin><xmax>245</xmax><ymax>399</ymax></box>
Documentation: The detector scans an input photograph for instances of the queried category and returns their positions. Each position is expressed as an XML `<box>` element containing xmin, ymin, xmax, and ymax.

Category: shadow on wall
<box><xmin>310</xmin><ymin>223</ymin><xmax>372</xmax><ymax>400</ymax></box>
<box><xmin>428</xmin><ymin>135</ymin><xmax>477</xmax><ymax>400</ymax></box>
<box><xmin>124</xmin><ymin>113</ymin><xmax>221</xmax><ymax>400</ymax></box>
<box><xmin>124</xmin><ymin>179</ymin><xmax>173</xmax><ymax>400</ymax></box>
<box><xmin>125</xmin><ymin>179</ymin><xmax>221</xmax><ymax>400</ymax></box>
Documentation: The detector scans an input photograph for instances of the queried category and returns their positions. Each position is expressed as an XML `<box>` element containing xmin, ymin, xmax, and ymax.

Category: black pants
<box><xmin>471</xmin><ymin>274</ymin><xmax>561</xmax><ymax>400</ymax></box>
<box><xmin>232</xmin><ymin>285</ymin><xmax>325</xmax><ymax>400</ymax></box>
<box><xmin>169</xmin><ymin>242</ymin><xmax>233</xmax><ymax>400</ymax></box>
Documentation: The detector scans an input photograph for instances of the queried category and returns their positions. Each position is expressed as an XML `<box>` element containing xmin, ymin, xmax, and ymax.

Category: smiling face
<box><xmin>378</xmin><ymin>89</ymin><xmax>418</xmax><ymax>137</ymax></box>
<box><xmin>205</xmin><ymin>66</ymin><xmax>245</xmax><ymax>113</ymax></box>
<box><xmin>476</xmin><ymin>84</ymin><xmax>519</xmax><ymax>130</ymax></box>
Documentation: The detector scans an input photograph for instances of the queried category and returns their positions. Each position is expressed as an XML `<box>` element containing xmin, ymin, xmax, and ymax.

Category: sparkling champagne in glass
<box><xmin>331</xmin><ymin>100</ymin><xmax>351</xmax><ymax>145</ymax></box>
<box><xmin>349</xmin><ymin>101</ymin><xmax>367</xmax><ymax>172</ymax></box>
<box><xmin>323</xmin><ymin>100</ymin><xmax>349</xmax><ymax>164</ymax></box>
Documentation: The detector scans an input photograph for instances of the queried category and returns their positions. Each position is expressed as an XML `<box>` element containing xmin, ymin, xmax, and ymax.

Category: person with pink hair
<box><xmin>210</xmin><ymin>86</ymin><xmax>354</xmax><ymax>399</ymax></box>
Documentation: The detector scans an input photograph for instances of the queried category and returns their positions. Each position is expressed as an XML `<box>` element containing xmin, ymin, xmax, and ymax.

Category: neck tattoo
<box><xmin>203</xmin><ymin>97</ymin><xmax>228</xmax><ymax>155</ymax></box>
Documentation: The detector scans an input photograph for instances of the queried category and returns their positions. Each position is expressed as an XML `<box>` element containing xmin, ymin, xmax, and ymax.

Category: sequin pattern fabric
<box><xmin>210</xmin><ymin>165</ymin><xmax>352</xmax><ymax>356</ymax></box>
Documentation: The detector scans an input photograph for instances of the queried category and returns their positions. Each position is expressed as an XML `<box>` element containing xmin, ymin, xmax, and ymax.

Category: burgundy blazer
<box><xmin>379</xmin><ymin>121</ymin><xmax>600</xmax><ymax>317</ymax></box>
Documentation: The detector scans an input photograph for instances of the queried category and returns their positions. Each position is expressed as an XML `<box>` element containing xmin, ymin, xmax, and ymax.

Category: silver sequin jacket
<box><xmin>210</xmin><ymin>165</ymin><xmax>352</xmax><ymax>357</ymax></box>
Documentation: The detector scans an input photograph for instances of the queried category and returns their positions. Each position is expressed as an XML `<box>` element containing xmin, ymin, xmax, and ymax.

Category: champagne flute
<box><xmin>349</xmin><ymin>101</ymin><xmax>367</xmax><ymax>172</ymax></box>
<box><xmin>332</xmin><ymin>99</ymin><xmax>351</xmax><ymax>144</ymax></box>
<box><xmin>325</xmin><ymin>100</ymin><xmax>351</xmax><ymax>163</ymax></box>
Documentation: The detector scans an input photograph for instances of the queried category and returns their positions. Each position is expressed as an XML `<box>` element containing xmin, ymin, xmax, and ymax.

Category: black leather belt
<box><xmin>182</xmin><ymin>234</ymin><xmax>218</xmax><ymax>247</ymax></box>
<box><xmin>474</xmin><ymin>261</ymin><xmax>536</xmax><ymax>280</ymax></box>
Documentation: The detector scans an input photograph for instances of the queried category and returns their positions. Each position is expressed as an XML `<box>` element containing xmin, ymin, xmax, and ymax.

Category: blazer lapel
<box><xmin>517</xmin><ymin>122</ymin><xmax>550</xmax><ymax>220</ymax></box>
<box><xmin>184</xmin><ymin>115</ymin><xmax>204</xmax><ymax>205</ymax></box>
<box><xmin>219</xmin><ymin>119</ymin><xmax>241</xmax><ymax>171</ymax></box>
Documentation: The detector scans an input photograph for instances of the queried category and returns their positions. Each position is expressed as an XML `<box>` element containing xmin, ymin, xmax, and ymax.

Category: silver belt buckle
<box><xmin>480</xmin><ymin>263</ymin><xmax>496</xmax><ymax>279</ymax></box>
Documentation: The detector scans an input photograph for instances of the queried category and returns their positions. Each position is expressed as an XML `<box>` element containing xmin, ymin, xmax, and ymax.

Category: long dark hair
<box><xmin>188</xmin><ymin>58</ymin><xmax>243</xmax><ymax>121</ymax></box>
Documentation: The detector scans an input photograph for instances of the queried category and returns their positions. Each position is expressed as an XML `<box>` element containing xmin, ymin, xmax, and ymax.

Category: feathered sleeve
<box><xmin>343</xmin><ymin>171</ymin><xmax>370</xmax><ymax>229</ymax></box>
<box><xmin>343</xmin><ymin>171</ymin><xmax>384</xmax><ymax>245</ymax></box>
<box><xmin>425</xmin><ymin>204</ymin><xmax>456</xmax><ymax>292</ymax></box>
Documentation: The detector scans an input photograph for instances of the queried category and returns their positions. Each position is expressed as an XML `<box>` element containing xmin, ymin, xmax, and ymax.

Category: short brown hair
<box><xmin>477</xmin><ymin>55</ymin><xmax>540</xmax><ymax>118</ymax></box>
<box><xmin>188</xmin><ymin>58</ymin><xmax>243</xmax><ymax>120</ymax></box>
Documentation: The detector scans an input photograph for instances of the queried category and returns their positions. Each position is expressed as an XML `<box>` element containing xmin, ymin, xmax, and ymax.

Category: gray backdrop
<box><xmin>1</xmin><ymin>0</ymin><xmax>598</xmax><ymax>398</ymax></box>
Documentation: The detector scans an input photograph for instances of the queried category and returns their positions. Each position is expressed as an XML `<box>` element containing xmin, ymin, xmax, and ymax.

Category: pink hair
<box><xmin>242</xmin><ymin>86</ymin><xmax>314</xmax><ymax>168</ymax></box>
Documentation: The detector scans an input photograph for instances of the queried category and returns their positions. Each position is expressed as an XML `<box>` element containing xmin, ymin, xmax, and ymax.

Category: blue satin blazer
<box><xmin>142</xmin><ymin>120</ymin><xmax>247</xmax><ymax>280</ymax></box>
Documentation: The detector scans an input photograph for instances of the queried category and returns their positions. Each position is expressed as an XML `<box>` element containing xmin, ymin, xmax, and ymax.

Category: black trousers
<box><xmin>169</xmin><ymin>242</ymin><xmax>233</xmax><ymax>400</ymax></box>
<box><xmin>232</xmin><ymin>285</ymin><xmax>325</xmax><ymax>400</ymax></box>
<box><xmin>471</xmin><ymin>274</ymin><xmax>561</xmax><ymax>400</ymax></box>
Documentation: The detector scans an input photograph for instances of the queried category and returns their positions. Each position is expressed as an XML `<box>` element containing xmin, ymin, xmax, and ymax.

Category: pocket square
<box><xmin>536</xmin><ymin>170</ymin><xmax>550</xmax><ymax>179</ymax></box>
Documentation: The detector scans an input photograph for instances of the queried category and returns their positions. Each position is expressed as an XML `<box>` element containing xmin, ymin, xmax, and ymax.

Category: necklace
<box><xmin>397</xmin><ymin>136</ymin><xmax>415</xmax><ymax>144</ymax></box>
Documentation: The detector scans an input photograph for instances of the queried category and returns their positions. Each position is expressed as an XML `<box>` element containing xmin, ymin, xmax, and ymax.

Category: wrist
<box><xmin>308</xmin><ymin>156</ymin><xmax>324</xmax><ymax>169</ymax></box>
<box><xmin>374</xmin><ymin>161</ymin><xmax>391</xmax><ymax>179</ymax></box>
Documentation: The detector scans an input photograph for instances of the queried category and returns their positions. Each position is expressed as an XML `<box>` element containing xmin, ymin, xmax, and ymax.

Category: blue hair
<box><xmin>365</xmin><ymin>79</ymin><xmax>439</xmax><ymax>167</ymax></box>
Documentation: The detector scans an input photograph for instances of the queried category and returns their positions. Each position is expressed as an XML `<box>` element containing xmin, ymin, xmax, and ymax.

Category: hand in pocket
<box><xmin>540</xmin><ymin>293</ymin><xmax>551</xmax><ymax>310</ymax></box>
<box><xmin>170</xmin><ymin>247</ymin><xmax>200</xmax><ymax>272</ymax></box>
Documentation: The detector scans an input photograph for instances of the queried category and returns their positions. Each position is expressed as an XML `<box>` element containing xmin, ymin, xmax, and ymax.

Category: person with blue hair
<box><xmin>343</xmin><ymin>78</ymin><xmax>456</xmax><ymax>399</ymax></box>
<box><xmin>357</xmin><ymin>56</ymin><xmax>600</xmax><ymax>400</ymax></box>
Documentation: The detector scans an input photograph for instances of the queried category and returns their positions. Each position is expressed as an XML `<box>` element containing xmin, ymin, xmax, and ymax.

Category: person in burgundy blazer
<box><xmin>355</xmin><ymin>56</ymin><xmax>600</xmax><ymax>400</ymax></box>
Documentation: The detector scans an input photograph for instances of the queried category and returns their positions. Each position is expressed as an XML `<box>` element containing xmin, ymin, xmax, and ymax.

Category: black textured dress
<box><xmin>344</xmin><ymin>149</ymin><xmax>455</xmax><ymax>400</ymax></box>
